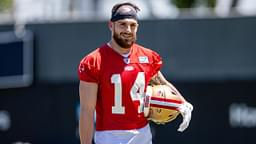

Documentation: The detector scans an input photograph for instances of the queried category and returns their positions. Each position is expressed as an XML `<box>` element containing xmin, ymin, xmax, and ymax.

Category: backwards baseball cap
<box><xmin>110</xmin><ymin>2</ymin><xmax>140</xmax><ymax>22</ymax></box>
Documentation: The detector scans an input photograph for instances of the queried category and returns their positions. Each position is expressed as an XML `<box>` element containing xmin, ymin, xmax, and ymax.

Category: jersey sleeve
<box><xmin>78</xmin><ymin>55</ymin><xmax>100</xmax><ymax>83</ymax></box>
<box><xmin>151</xmin><ymin>51</ymin><xmax>163</xmax><ymax>76</ymax></box>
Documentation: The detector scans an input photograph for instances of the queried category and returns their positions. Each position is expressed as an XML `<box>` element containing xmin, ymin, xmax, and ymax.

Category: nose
<box><xmin>124</xmin><ymin>25</ymin><xmax>132</xmax><ymax>33</ymax></box>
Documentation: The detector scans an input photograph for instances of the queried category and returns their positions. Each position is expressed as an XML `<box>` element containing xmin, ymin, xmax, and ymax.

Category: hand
<box><xmin>177</xmin><ymin>101</ymin><xmax>193</xmax><ymax>132</ymax></box>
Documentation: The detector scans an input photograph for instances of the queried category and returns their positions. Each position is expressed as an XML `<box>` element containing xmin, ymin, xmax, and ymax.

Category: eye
<box><xmin>118</xmin><ymin>23</ymin><xmax>126</xmax><ymax>28</ymax></box>
<box><xmin>130</xmin><ymin>24</ymin><xmax>137</xmax><ymax>28</ymax></box>
<box><xmin>120</xmin><ymin>23</ymin><xmax>126</xmax><ymax>26</ymax></box>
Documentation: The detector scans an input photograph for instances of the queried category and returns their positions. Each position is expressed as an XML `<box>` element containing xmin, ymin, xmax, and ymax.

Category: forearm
<box><xmin>79</xmin><ymin>81</ymin><xmax>98</xmax><ymax>144</ymax></box>
<box><xmin>164</xmin><ymin>82</ymin><xmax>186</xmax><ymax>101</ymax></box>
<box><xmin>79</xmin><ymin>108</ymin><xmax>94</xmax><ymax>144</ymax></box>
<box><xmin>150</xmin><ymin>71</ymin><xmax>186</xmax><ymax>101</ymax></box>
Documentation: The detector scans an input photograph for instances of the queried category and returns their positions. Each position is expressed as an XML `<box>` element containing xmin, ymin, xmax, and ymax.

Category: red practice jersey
<box><xmin>78</xmin><ymin>43</ymin><xmax>162</xmax><ymax>131</ymax></box>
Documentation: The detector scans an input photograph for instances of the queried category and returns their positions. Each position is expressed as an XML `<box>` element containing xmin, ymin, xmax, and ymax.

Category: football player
<box><xmin>78</xmin><ymin>2</ymin><xmax>192</xmax><ymax>144</ymax></box>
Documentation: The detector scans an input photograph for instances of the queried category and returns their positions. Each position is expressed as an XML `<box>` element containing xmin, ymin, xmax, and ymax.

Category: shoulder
<box><xmin>78</xmin><ymin>45</ymin><xmax>108</xmax><ymax>82</ymax></box>
<box><xmin>80</xmin><ymin>44</ymin><xmax>108</xmax><ymax>64</ymax></box>
<box><xmin>133</xmin><ymin>43</ymin><xmax>161</xmax><ymax>60</ymax></box>
<box><xmin>134</xmin><ymin>43</ymin><xmax>160</xmax><ymax>56</ymax></box>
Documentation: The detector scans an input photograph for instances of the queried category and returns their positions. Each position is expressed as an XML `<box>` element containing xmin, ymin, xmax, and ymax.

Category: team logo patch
<box><xmin>138</xmin><ymin>56</ymin><xmax>149</xmax><ymax>63</ymax></box>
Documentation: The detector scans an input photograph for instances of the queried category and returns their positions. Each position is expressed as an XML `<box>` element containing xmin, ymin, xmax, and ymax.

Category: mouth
<box><xmin>121</xmin><ymin>33</ymin><xmax>133</xmax><ymax>39</ymax></box>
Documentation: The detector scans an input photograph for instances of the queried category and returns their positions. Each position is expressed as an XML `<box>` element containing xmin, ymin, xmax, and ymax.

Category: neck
<box><xmin>108</xmin><ymin>40</ymin><xmax>131</xmax><ymax>55</ymax></box>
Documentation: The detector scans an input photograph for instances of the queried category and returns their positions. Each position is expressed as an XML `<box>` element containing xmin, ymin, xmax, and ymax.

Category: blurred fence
<box><xmin>0</xmin><ymin>17</ymin><xmax>256</xmax><ymax>143</ymax></box>
<box><xmin>1</xmin><ymin>17</ymin><xmax>255</xmax><ymax>82</ymax></box>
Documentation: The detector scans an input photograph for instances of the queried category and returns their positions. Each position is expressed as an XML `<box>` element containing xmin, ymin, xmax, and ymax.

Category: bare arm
<box><xmin>79</xmin><ymin>81</ymin><xmax>98</xmax><ymax>144</ymax></box>
<box><xmin>149</xmin><ymin>71</ymin><xmax>186</xmax><ymax>101</ymax></box>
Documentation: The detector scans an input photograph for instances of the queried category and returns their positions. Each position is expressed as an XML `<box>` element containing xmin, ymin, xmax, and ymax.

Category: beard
<box><xmin>113</xmin><ymin>31</ymin><xmax>136</xmax><ymax>49</ymax></box>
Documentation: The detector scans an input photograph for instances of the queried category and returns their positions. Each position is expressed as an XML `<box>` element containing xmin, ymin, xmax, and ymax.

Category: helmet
<box><xmin>144</xmin><ymin>85</ymin><xmax>184</xmax><ymax>124</ymax></box>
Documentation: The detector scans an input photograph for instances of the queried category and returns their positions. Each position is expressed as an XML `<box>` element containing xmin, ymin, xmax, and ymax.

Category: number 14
<box><xmin>111</xmin><ymin>72</ymin><xmax>145</xmax><ymax>114</ymax></box>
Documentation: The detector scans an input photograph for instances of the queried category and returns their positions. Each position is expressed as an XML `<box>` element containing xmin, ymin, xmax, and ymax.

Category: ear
<box><xmin>108</xmin><ymin>21</ymin><xmax>113</xmax><ymax>31</ymax></box>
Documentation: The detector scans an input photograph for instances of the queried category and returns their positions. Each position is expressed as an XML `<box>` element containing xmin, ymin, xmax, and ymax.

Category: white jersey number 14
<box><xmin>111</xmin><ymin>72</ymin><xmax>145</xmax><ymax>114</ymax></box>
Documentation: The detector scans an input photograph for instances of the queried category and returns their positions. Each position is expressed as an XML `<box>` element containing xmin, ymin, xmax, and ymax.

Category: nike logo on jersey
<box><xmin>124</xmin><ymin>65</ymin><xmax>134</xmax><ymax>71</ymax></box>
<box><xmin>138</xmin><ymin>56</ymin><xmax>149</xmax><ymax>63</ymax></box>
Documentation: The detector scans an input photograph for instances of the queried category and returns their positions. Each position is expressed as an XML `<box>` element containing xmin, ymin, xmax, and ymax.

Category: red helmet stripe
<box><xmin>150</xmin><ymin>96</ymin><xmax>183</xmax><ymax>104</ymax></box>
<box><xmin>150</xmin><ymin>99</ymin><xmax>182</xmax><ymax>109</ymax></box>
<box><xmin>150</xmin><ymin>103</ymin><xmax>179</xmax><ymax>110</ymax></box>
